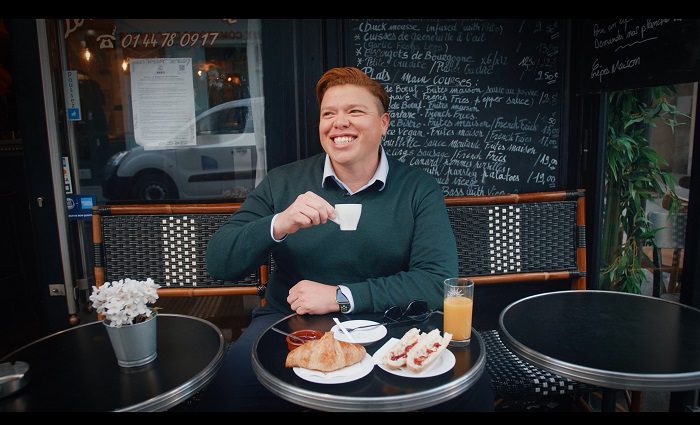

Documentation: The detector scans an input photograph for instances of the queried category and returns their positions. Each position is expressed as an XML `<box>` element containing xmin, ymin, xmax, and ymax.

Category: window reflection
<box><xmin>61</xmin><ymin>19</ymin><xmax>266</xmax><ymax>202</ymax></box>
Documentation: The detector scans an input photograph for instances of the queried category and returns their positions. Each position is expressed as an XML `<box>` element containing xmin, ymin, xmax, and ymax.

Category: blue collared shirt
<box><xmin>321</xmin><ymin>147</ymin><xmax>389</xmax><ymax>195</ymax></box>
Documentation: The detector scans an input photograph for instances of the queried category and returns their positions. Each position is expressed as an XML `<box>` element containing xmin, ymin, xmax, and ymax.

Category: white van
<box><xmin>103</xmin><ymin>98</ymin><xmax>260</xmax><ymax>201</ymax></box>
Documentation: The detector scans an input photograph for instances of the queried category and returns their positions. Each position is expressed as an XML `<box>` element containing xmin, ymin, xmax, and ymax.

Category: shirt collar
<box><xmin>322</xmin><ymin>147</ymin><xmax>389</xmax><ymax>195</ymax></box>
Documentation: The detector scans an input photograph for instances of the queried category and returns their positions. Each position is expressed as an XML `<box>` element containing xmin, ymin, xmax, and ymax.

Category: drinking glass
<box><xmin>443</xmin><ymin>277</ymin><xmax>474</xmax><ymax>347</ymax></box>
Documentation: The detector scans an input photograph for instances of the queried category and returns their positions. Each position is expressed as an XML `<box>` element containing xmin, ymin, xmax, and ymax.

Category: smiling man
<box><xmin>200</xmin><ymin>67</ymin><xmax>493</xmax><ymax>411</ymax></box>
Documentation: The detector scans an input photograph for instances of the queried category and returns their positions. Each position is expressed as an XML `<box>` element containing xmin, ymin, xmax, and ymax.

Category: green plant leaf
<box><xmin>624</xmin><ymin>116</ymin><xmax>644</xmax><ymax>129</ymax></box>
<box><xmin>601</xmin><ymin>85</ymin><xmax>690</xmax><ymax>294</ymax></box>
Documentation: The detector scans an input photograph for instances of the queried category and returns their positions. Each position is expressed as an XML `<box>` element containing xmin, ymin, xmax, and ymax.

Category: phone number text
<box><xmin>120</xmin><ymin>32</ymin><xmax>220</xmax><ymax>49</ymax></box>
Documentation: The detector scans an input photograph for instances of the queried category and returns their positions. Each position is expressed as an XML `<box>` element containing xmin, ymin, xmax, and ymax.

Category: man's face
<box><xmin>318</xmin><ymin>84</ymin><xmax>389</xmax><ymax>170</ymax></box>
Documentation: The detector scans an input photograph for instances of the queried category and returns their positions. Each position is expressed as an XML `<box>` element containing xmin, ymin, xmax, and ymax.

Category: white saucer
<box><xmin>293</xmin><ymin>353</ymin><xmax>374</xmax><ymax>384</ymax></box>
<box><xmin>331</xmin><ymin>320</ymin><xmax>387</xmax><ymax>345</ymax></box>
<box><xmin>372</xmin><ymin>337</ymin><xmax>455</xmax><ymax>378</ymax></box>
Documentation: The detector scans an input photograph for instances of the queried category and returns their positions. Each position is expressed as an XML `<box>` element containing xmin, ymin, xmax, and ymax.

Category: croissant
<box><xmin>285</xmin><ymin>331</ymin><xmax>366</xmax><ymax>372</ymax></box>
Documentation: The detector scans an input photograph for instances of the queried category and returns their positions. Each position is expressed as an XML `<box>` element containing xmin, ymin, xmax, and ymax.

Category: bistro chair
<box><xmin>445</xmin><ymin>190</ymin><xmax>601</xmax><ymax>410</ymax></box>
<box><xmin>648</xmin><ymin>210</ymin><xmax>686</xmax><ymax>299</ymax></box>
<box><xmin>92</xmin><ymin>203</ymin><xmax>268</xmax><ymax>300</ymax></box>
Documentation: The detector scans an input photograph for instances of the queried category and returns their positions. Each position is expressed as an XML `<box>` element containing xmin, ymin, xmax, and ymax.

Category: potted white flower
<box><xmin>90</xmin><ymin>278</ymin><xmax>160</xmax><ymax>367</ymax></box>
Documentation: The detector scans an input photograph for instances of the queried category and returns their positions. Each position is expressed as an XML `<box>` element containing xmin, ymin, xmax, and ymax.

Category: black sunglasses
<box><xmin>383</xmin><ymin>299</ymin><xmax>435</xmax><ymax>323</ymax></box>
<box><xmin>340</xmin><ymin>300</ymin><xmax>437</xmax><ymax>333</ymax></box>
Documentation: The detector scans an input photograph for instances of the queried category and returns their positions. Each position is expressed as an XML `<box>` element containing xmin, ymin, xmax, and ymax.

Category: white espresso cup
<box><xmin>330</xmin><ymin>204</ymin><xmax>362</xmax><ymax>231</ymax></box>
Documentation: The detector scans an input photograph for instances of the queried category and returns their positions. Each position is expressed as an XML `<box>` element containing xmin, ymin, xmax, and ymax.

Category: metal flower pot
<box><xmin>104</xmin><ymin>314</ymin><xmax>157</xmax><ymax>367</ymax></box>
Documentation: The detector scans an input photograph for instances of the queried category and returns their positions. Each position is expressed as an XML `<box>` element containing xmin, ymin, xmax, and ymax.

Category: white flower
<box><xmin>89</xmin><ymin>278</ymin><xmax>160</xmax><ymax>327</ymax></box>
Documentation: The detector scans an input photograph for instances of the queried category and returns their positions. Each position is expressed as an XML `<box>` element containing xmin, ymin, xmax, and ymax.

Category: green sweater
<box><xmin>206</xmin><ymin>153</ymin><xmax>457</xmax><ymax>314</ymax></box>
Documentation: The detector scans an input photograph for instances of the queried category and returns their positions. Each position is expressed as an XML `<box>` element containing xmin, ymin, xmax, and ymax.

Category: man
<box><xmin>198</xmin><ymin>67</ymin><xmax>493</xmax><ymax>411</ymax></box>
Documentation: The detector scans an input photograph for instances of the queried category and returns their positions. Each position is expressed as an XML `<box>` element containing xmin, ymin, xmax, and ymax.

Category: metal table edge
<box><xmin>116</xmin><ymin>314</ymin><xmax>226</xmax><ymax>412</ymax></box>
<box><xmin>498</xmin><ymin>291</ymin><xmax>700</xmax><ymax>392</ymax></box>
<box><xmin>251</xmin><ymin>314</ymin><xmax>486</xmax><ymax>412</ymax></box>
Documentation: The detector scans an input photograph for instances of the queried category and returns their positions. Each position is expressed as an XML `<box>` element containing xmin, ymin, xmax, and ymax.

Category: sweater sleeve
<box><xmin>206</xmin><ymin>176</ymin><xmax>279</xmax><ymax>281</ymax></box>
<box><xmin>350</xmin><ymin>178</ymin><xmax>458</xmax><ymax>312</ymax></box>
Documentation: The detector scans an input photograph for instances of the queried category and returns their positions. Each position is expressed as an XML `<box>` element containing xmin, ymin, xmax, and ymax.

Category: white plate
<box><xmin>293</xmin><ymin>353</ymin><xmax>374</xmax><ymax>384</ymax></box>
<box><xmin>372</xmin><ymin>337</ymin><xmax>455</xmax><ymax>378</ymax></box>
<box><xmin>331</xmin><ymin>320</ymin><xmax>387</xmax><ymax>345</ymax></box>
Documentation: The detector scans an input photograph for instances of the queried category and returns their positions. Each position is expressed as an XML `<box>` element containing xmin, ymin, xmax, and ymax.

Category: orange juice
<box><xmin>444</xmin><ymin>296</ymin><xmax>473</xmax><ymax>341</ymax></box>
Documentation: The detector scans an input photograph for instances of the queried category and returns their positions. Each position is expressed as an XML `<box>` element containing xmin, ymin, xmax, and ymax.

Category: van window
<box><xmin>61</xmin><ymin>19</ymin><xmax>266</xmax><ymax>202</ymax></box>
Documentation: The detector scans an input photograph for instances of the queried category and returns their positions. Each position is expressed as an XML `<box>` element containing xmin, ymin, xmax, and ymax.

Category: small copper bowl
<box><xmin>286</xmin><ymin>329</ymin><xmax>323</xmax><ymax>351</ymax></box>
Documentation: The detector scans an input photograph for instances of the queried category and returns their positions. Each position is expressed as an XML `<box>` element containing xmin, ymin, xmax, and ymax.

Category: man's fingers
<box><xmin>277</xmin><ymin>195</ymin><xmax>331</xmax><ymax>235</ymax></box>
<box><xmin>301</xmin><ymin>192</ymin><xmax>334</xmax><ymax>223</ymax></box>
<box><xmin>297</xmin><ymin>204</ymin><xmax>323</xmax><ymax>225</ymax></box>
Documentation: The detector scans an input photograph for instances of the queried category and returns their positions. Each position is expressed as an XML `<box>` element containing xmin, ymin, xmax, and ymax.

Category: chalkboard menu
<box><xmin>348</xmin><ymin>19</ymin><xmax>565</xmax><ymax>196</ymax></box>
<box><xmin>580</xmin><ymin>18</ymin><xmax>700</xmax><ymax>93</ymax></box>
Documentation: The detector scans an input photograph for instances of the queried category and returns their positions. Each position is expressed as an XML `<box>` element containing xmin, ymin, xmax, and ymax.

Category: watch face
<box><xmin>336</xmin><ymin>288</ymin><xmax>348</xmax><ymax>302</ymax></box>
<box><xmin>336</xmin><ymin>288</ymin><xmax>349</xmax><ymax>313</ymax></box>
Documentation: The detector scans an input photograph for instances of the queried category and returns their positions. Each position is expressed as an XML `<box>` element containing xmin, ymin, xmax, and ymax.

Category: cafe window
<box><xmin>599</xmin><ymin>82</ymin><xmax>695</xmax><ymax>298</ymax></box>
<box><xmin>61</xmin><ymin>19</ymin><xmax>266</xmax><ymax>202</ymax></box>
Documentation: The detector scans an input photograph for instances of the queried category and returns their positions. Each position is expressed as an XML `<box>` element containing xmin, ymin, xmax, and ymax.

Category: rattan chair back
<box><xmin>92</xmin><ymin>203</ymin><xmax>267</xmax><ymax>298</ymax></box>
<box><xmin>446</xmin><ymin>190</ymin><xmax>586</xmax><ymax>289</ymax></box>
<box><xmin>445</xmin><ymin>190</ymin><xmax>595</xmax><ymax>403</ymax></box>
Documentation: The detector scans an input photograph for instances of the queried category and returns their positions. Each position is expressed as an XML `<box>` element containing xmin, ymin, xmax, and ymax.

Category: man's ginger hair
<box><xmin>315</xmin><ymin>67</ymin><xmax>390</xmax><ymax>113</ymax></box>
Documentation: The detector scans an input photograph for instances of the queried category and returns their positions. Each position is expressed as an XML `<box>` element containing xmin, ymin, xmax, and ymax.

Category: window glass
<box><xmin>61</xmin><ymin>19</ymin><xmax>266</xmax><ymax>202</ymax></box>
<box><xmin>599</xmin><ymin>83</ymin><xmax>695</xmax><ymax>299</ymax></box>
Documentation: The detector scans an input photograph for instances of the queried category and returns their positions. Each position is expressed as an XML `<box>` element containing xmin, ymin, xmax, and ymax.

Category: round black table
<box><xmin>0</xmin><ymin>314</ymin><xmax>224</xmax><ymax>412</ymax></box>
<box><xmin>251</xmin><ymin>311</ymin><xmax>485</xmax><ymax>411</ymax></box>
<box><xmin>499</xmin><ymin>290</ymin><xmax>700</xmax><ymax>410</ymax></box>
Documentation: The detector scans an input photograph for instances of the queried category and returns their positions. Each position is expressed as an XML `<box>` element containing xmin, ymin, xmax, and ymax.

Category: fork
<box><xmin>342</xmin><ymin>322</ymin><xmax>391</xmax><ymax>333</ymax></box>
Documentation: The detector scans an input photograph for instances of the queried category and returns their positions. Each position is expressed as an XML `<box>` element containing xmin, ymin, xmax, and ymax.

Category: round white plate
<box><xmin>293</xmin><ymin>353</ymin><xmax>374</xmax><ymax>384</ymax></box>
<box><xmin>331</xmin><ymin>320</ymin><xmax>387</xmax><ymax>345</ymax></box>
<box><xmin>371</xmin><ymin>337</ymin><xmax>455</xmax><ymax>378</ymax></box>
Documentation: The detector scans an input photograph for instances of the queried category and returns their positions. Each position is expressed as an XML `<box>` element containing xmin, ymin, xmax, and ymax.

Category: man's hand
<box><xmin>273</xmin><ymin>191</ymin><xmax>335</xmax><ymax>240</ymax></box>
<box><xmin>287</xmin><ymin>280</ymin><xmax>338</xmax><ymax>315</ymax></box>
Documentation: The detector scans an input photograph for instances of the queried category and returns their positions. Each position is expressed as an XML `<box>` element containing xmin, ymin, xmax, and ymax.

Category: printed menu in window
<box><xmin>130</xmin><ymin>58</ymin><xmax>196</xmax><ymax>150</ymax></box>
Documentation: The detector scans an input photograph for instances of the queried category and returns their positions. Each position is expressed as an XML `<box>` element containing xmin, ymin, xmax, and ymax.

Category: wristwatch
<box><xmin>336</xmin><ymin>287</ymin><xmax>350</xmax><ymax>313</ymax></box>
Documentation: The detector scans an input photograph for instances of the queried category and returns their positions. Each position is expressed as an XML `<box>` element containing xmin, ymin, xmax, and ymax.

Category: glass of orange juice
<box><xmin>443</xmin><ymin>278</ymin><xmax>474</xmax><ymax>347</ymax></box>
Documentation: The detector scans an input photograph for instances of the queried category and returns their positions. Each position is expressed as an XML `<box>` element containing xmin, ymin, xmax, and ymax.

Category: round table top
<box><xmin>499</xmin><ymin>290</ymin><xmax>700</xmax><ymax>391</ymax></box>
<box><xmin>251</xmin><ymin>311</ymin><xmax>485</xmax><ymax>412</ymax></box>
<box><xmin>0</xmin><ymin>314</ymin><xmax>224</xmax><ymax>412</ymax></box>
